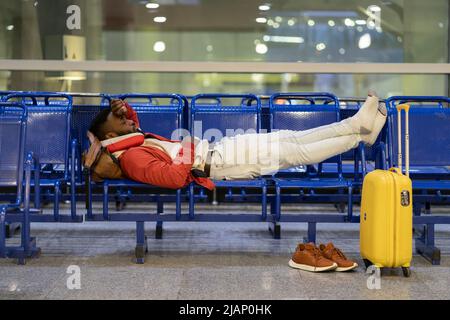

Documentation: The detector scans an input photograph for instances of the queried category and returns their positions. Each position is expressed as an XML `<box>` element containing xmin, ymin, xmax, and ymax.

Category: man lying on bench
<box><xmin>85</xmin><ymin>92</ymin><xmax>386</xmax><ymax>191</ymax></box>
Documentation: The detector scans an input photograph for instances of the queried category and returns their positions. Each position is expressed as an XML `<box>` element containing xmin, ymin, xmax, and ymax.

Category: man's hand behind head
<box><xmin>111</xmin><ymin>99</ymin><xmax>128</xmax><ymax>117</ymax></box>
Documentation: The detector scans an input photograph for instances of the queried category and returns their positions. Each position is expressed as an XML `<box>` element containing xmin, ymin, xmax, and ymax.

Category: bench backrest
<box><xmin>190</xmin><ymin>94</ymin><xmax>261</xmax><ymax>143</ymax></box>
<box><xmin>4</xmin><ymin>93</ymin><xmax>72</xmax><ymax>179</ymax></box>
<box><xmin>0</xmin><ymin>102</ymin><xmax>27</xmax><ymax>205</ymax></box>
<box><xmin>118</xmin><ymin>94</ymin><xmax>185</xmax><ymax>140</ymax></box>
<box><xmin>386</xmin><ymin>96</ymin><xmax>450</xmax><ymax>171</ymax></box>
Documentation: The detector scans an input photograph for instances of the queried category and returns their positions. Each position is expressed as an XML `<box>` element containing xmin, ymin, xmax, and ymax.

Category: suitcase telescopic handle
<box><xmin>396</xmin><ymin>104</ymin><xmax>410</xmax><ymax>177</ymax></box>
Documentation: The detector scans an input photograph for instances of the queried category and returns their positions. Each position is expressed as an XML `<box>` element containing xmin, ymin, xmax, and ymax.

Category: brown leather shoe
<box><xmin>319</xmin><ymin>243</ymin><xmax>358</xmax><ymax>272</ymax></box>
<box><xmin>288</xmin><ymin>243</ymin><xmax>337</xmax><ymax>272</ymax></box>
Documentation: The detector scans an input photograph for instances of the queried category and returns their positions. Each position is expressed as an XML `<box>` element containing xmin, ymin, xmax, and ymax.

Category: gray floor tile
<box><xmin>176</xmin><ymin>266</ymin><xmax>307</xmax><ymax>300</ymax></box>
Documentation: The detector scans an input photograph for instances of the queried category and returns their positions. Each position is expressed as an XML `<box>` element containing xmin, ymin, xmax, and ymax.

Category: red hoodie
<box><xmin>117</xmin><ymin>103</ymin><xmax>215</xmax><ymax>190</ymax></box>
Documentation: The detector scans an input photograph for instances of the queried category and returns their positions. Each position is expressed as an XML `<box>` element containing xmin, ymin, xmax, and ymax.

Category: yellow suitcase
<box><xmin>360</xmin><ymin>104</ymin><xmax>412</xmax><ymax>277</ymax></box>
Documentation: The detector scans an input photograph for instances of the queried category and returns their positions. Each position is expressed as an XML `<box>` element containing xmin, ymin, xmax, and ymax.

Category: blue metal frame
<box><xmin>0</xmin><ymin>102</ymin><xmax>40</xmax><ymax>264</ymax></box>
<box><xmin>188</xmin><ymin>93</ymin><xmax>267</xmax><ymax>220</ymax></box>
<box><xmin>386</xmin><ymin>96</ymin><xmax>450</xmax><ymax>171</ymax></box>
<box><xmin>2</xmin><ymin>91</ymin><xmax>449</xmax><ymax>266</ymax></box>
<box><xmin>3</xmin><ymin>92</ymin><xmax>81</xmax><ymax>222</ymax></box>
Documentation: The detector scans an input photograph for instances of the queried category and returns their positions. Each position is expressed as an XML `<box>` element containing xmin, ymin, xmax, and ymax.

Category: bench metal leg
<box><xmin>135</xmin><ymin>221</ymin><xmax>147</xmax><ymax>264</ymax></box>
<box><xmin>425</xmin><ymin>202</ymin><xmax>431</xmax><ymax>215</ymax></box>
<box><xmin>5</xmin><ymin>223</ymin><xmax>20</xmax><ymax>238</ymax></box>
<box><xmin>53</xmin><ymin>181</ymin><xmax>60</xmax><ymax>221</ymax></box>
<box><xmin>303</xmin><ymin>222</ymin><xmax>317</xmax><ymax>244</ymax></box>
<box><xmin>268</xmin><ymin>198</ymin><xmax>280</xmax><ymax>239</ymax></box>
<box><xmin>261</xmin><ymin>185</ymin><xmax>267</xmax><ymax>221</ymax></box>
<box><xmin>103</xmin><ymin>182</ymin><xmax>109</xmax><ymax>220</ymax></box>
<box><xmin>413</xmin><ymin>202</ymin><xmax>422</xmax><ymax>216</ymax></box>
<box><xmin>347</xmin><ymin>185</ymin><xmax>353</xmax><ymax>221</ymax></box>
<box><xmin>176</xmin><ymin>189</ymin><xmax>182</xmax><ymax>220</ymax></box>
<box><xmin>416</xmin><ymin>223</ymin><xmax>441</xmax><ymax>265</ymax></box>
<box><xmin>34</xmin><ymin>163</ymin><xmax>40</xmax><ymax>209</ymax></box>
<box><xmin>15</xmin><ymin>155</ymin><xmax>41</xmax><ymax>264</ymax></box>
<box><xmin>156</xmin><ymin>201</ymin><xmax>163</xmax><ymax>239</ymax></box>
<box><xmin>189</xmin><ymin>183</ymin><xmax>195</xmax><ymax>220</ymax></box>
<box><xmin>0</xmin><ymin>208</ymin><xmax>5</xmax><ymax>258</ymax></box>
<box><xmin>268</xmin><ymin>221</ymin><xmax>281</xmax><ymax>239</ymax></box>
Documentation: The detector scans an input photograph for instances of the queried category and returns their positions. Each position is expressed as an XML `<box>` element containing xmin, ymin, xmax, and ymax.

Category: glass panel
<box><xmin>0</xmin><ymin>71</ymin><xmax>446</xmax><ymax>97</ymax></box>
<box><xmin>0</xmin><ymin>0</ymin><xmax>448</xmax><ymax>63</ymax></box>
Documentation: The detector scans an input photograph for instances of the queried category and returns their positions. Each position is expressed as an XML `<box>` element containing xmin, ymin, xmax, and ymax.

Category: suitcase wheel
<box><xmin>402</xmin><ymin>267</ymin><xmax>411</xmax><ymax>278</ymax></box>
<box><xmin>363</xmin><ymin>259</ymin><xmax>372</xmax><ymax>269</ymax></box>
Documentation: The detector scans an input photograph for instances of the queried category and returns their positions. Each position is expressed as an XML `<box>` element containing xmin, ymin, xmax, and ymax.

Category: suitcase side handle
<box><xmin>396</xmin><ymin>104</ymin><xmax>410</xmax><ymax>177</ymax></box>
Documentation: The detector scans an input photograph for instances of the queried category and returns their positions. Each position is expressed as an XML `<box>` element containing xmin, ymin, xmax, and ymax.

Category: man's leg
<box><xmin>209</xmin><ymin>94</ymin><xmax>381</xmax><ymax>179</ymax></box>
<box><xmin>275</xmin><ymin>134</ymin><xmax>361</xmax><ymax>170</ymax></box>
<box><xmin>269</xmin><ymin>94</ymin><xmax>380</xmax><ymax>145</ymax></box>
<box><xmin>210</xmin><ymin>133</ymin><xmax>363</xmax><ymax>178</ymax></box>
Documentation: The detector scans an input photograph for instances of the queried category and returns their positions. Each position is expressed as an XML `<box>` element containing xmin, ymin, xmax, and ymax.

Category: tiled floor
<box><xmin>1</xmin><ymin>202</ymin><xmax>449</xmax><ymax>300</ymax></box>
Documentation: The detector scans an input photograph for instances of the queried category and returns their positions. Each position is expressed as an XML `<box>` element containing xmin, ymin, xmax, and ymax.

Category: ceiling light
<box><xmin>356</xmin><ymin>20</ymin><xmax>367</xmax><ymax>25</ymax></box>
<box><xmin>153</xmin><ymin>16</ymin><xmax>166</xmax><ymax>23</ymax></box>
<box><xmin>256</xmin><ymin>17</ymin><xmax>267</xmax><ymax>23</ymax></box>
<box><xmin>275</xmin><ymin>16</ymin><xmax>282</xmax><ymax>23</ymax></box>
<box><xmin>328</xmin><ymin>20</ymin><xmax>335</xmax><ymax>27</ymax></box>
<box><xmin>146</xmin><ymin>3</ymin><xmax>159</xmax><ymax>9</ymax></box>
<box><xmin>6</xmin><ymin>25</ymin><xmax>14</xmax><ymax>31</ymax></box>
<box><xmin>153</xmin><ymin>41</ymin><xmax>166</xmax><ymax>52</ymax></box>
<box><xmin>255</xmin><ymin>43</ymin><xmax>268</xmax><ymax>54</ymax></box>
<box><xmin>367</xmin><ymin>5</ymin><xmax>381</xmax><ymax>12</ymax></box>
<box><xmin>263</xmin><ymin>35</ymin><xmax>304</xmax><ymax>44</ymax></box>
<box><xmin>339</xmin><ymin>48</ymin><xmax>346</xmax><ymax>55</ymax></box>
<box><xmin>258</xmin><ymin>4</ymin><xmax>271</xmax><ymax>11</ymax></box>
<box><xmin>206</xmin><ymin>45</ymin><xmax>213</xmax><ymax>52</ymax></box>
<box><xmin>358</xmin><ymin>33</ymin><xmax>371</xmax><ymax>49</ymax></box>
<box><xmin>252</xmin><ymin>73</ymin><xmax>264</xmax><ymax>82</ymax></box>
<box><xmin>316</xmin><ymin>43</ymin><xmax>326</xmax><ymax>51</ymax></box>
<box><xmin>272</xmin><ymin>22</ymin><xmax>280</xmax><ymax>29</ymax></box>
<box><xmin>307</xmin><ymin>19</ymin><xmax>315</xmax><ymax>27</ymax></box>
<box><xmin>344</xmin><ymin>18</ymin><xmax>355</xmax><ymax>27</ymax></box>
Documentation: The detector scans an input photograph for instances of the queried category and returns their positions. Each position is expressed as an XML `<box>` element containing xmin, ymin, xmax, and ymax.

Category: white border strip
<box><xmin>0</xmin><ymin>60</ymin><xmax>450</xmax><ymax>74</ymax></box>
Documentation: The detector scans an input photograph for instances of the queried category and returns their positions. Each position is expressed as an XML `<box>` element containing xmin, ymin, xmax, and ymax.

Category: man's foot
<box><xmin>349</xmin><ymin>91</ymin><xmax>379</xmax><ymax>134</ymax></box>
<box><xmin>361</xmin><ymin>104</ymin><xmax>387</xmax><ymax>146</ymax></box>
<box><xmin>318</xmin><ymin>243</ymin><xmax>358</xmax><ymax>272</ymax></box>
<box><xmin>288</xmin><ymin>243</ymin><xmax>337</xmax><ymax>272</ymax></box>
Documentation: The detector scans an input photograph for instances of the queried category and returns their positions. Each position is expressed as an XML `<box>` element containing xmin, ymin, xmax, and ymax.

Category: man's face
<box><xmin>104</xmin><ymin>111</ymin><xmax>137</xmax><ymax>138</ymax></box>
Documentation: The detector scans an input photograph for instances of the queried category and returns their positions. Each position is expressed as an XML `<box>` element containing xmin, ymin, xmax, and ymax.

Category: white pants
<box><xmin>209</xmin><ymin>117</ymin><xmax>361</xmax><ymax>180</ymax></box>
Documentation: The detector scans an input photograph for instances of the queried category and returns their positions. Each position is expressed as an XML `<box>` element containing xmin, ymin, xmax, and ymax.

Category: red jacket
<box><xmin>118</xmin><ymin>103</ymin><xmax>215</xmax><ymax>190</ymax></box>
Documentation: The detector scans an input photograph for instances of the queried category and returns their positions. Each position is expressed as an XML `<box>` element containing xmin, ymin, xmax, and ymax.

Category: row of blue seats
<box><xmin>0</xmin><ymin>91</ymin><xmax>449</xmax><ymax>264</ymax></box>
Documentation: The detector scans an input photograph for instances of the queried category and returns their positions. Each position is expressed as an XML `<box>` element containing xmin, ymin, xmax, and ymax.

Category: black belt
<box><xmin>191</xmin><ymin>149</ymin><xmax>214</xmax><ymax>178</ymax></box>
<box><xmin>204</xmin><ymin>149</ymin><xmax>214</xmax><ymax>177</ymax></box>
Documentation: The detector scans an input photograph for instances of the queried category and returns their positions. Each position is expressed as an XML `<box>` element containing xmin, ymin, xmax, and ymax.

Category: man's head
<box><xmin>89</xmin><ymin>100</ymin><xmax>137</xmax><ymax>140</ymax></box>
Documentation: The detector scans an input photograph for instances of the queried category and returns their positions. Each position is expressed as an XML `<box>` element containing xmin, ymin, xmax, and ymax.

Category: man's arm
<box><xmin>120</xmin><ymin>146</ymin><xmax>192</xmax><ymax>189</ymax></box>
<box><xmin>111</xmin><ymin>99</ymin><xmax>140</xmax><ymax>128</ymax></box>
